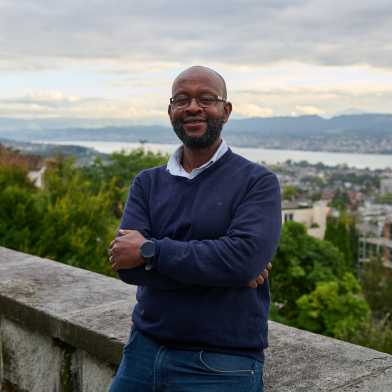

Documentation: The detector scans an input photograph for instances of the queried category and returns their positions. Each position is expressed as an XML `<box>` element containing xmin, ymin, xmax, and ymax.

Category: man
<box><xmin>108</xmin><ymin>66</ymin><xmax>281</xmax><ymax>392</ymax></box>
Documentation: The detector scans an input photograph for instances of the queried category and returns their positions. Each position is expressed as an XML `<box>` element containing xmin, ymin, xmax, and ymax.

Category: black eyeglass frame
<box><xmin>169</xmin><ymin>95</ymin><xmax>226</xmax><ymax>108</ymax></box>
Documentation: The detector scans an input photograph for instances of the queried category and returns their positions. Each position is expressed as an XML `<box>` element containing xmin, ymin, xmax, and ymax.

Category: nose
<box><xmin>185</xmin><ymin>97</ymin><xmax>203</xmax><ymax>114</ymax></box>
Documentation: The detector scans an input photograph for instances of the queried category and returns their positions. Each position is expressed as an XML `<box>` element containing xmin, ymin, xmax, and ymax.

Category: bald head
<box><xmin>172</xmin><ymin>66</ymin><xmax>227</xmax><ymax>100</ymax></box>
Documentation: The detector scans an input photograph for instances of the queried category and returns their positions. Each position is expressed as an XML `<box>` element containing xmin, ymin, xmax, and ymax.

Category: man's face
<box><xmin>168</xmin><ymin>69</ymin><xmax>232</xmax><ymax>149</ymax></box>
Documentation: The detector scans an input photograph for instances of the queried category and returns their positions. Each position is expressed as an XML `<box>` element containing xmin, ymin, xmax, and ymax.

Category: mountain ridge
<box><xmin>1</xmin><ymin>114</ymin><xmax>391</xmax><ymax>154</ymax></box>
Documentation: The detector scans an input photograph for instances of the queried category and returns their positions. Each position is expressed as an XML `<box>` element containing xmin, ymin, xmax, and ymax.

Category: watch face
<box><xmin>141</xmin><ymin>241</ymin><xmax>155</xmax><ymax>258</ymax></box>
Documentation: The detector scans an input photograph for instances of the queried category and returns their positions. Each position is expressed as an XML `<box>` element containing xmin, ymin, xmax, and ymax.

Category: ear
<box><xmin>168</xmin><ymin>104</ymin><xmax>173</xmax><ymax>118</ymax></box>
<box><xmin>222</xmin><ymin>101</ymin><xmax>232</xmax><ymax>123</ymax></box>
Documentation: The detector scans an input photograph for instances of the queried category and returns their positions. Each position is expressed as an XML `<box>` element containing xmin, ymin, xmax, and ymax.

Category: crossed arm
<box><xmin>109</xmin><ymin>173</ymin><xmax>281</xmax><ymax>289</ymax></box>
<box><xmin>110</xmin><ymin>229</ymin><xmax>272</xmax><ymax>288</ymax></box>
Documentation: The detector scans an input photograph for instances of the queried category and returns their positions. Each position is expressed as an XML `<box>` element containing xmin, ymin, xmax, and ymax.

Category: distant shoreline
<box><xmin>32</xmin><ymin>140</ymin><xmax>392</xmax><ymax>170</ymax></box>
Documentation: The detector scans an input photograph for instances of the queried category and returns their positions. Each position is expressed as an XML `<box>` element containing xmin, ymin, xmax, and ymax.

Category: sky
<box><xmin>1</xmin><ymin>0</ymin><xmax>391</xmax><ymax>125</ymax></box>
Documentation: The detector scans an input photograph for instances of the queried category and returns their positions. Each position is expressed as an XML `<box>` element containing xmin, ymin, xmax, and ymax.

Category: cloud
<box><xmin>0</xmin><ymin>1</ymin><xmax>391</xmax><ymax>69</ymax></box>
<box><xmin>230</xmin><ymin>84</ymin><xmax>392</xmax><ymax>117</ymax></box>
<box><xmin>234</xmin><ymin>104</ymin><xmax>274</xmax><ymax>117</ymax></box>
<box><xmin>295</xmin><ymin>105</ymin><xmax>325</xmax><ymax>115</ymax></box>
<box><xmin>0</xmin><ymin>90</ymin><xmax>168</xmax><ymax>122</ymax></box>
<box><xmin>3</xmin><ymin>81</ymin><xmax>392</xmax><ymax>121</ymax></box>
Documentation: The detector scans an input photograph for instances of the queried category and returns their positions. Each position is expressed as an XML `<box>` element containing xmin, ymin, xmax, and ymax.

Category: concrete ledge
<box><xmin>266</xmin><ymin>322</ymin><xmax>392</xmax><ymax>391</ymax></box>
<box><xmin>1</xmin><ymin>246</ymin><xmax>392</xmax><ymax>391</ymax></box>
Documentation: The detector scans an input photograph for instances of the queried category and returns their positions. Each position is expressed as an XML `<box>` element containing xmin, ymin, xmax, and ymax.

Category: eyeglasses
<box><xmin>169</xmin><ymin>94</ymin><xmax>226</xmax><ymax>109</ymax></box>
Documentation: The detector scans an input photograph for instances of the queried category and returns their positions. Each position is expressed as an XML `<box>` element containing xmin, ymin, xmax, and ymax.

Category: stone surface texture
<box><xmin>1</xmin><ymin>246</ymin><xmax>392</xmax><ymax>392</ymax></box>
<box><xmin>1</xmin><ymin>318</ymin><xmax>62</xmax><ymax>392</ymax></box>
<box><xmin>72</xmin><ymin>350</ymin><xmax>115</xmax><ymax>392</ymax></box>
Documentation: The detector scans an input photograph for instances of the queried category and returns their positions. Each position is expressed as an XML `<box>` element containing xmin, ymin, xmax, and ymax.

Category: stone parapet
<box><xmin>1</xmin><ymin>246</ymin><xmax>392</xmax><ymax>391</ymax></box>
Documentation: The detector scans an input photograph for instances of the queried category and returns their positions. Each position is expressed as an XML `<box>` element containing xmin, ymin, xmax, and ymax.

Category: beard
<box><xmin>171</xmin><ymin>118</ymin><xmax>225</xmax><ymax>150</ymax></box>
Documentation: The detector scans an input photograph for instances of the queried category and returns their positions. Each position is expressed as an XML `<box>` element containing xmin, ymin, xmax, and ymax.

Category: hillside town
<box><xmin>273</xmin><ymin>160</ymin><xmax>392</xmax><ymax>268</ymax></box>
<box><xmin>3</xmin><ymin>141</ymin><xmax>391</xmax><ymax>270</ymax></box>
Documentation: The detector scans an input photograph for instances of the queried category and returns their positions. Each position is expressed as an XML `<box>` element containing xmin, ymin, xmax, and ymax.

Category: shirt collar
<box><xmin>166</xmin><ymin>139</ymin><xmax>228</xmax><ymax>179</ymax></box>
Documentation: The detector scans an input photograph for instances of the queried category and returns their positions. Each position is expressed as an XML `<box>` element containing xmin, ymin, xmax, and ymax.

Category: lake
<box><xmin>34</xmin><ymin>140</ymin><xmax>392</xmax><ymax>170</ymax></box>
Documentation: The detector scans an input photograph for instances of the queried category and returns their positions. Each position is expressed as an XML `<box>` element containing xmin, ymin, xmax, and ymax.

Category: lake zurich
<box><xmin>35</xmin><ymin>141</ymin><xmax>392</xmax><ymax>170</ymax></box>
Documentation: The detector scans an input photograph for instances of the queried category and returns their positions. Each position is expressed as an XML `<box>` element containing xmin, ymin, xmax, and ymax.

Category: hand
<box><xmin>248</xmin><ymin>262</ymin><xmax>272</xmax><ymax>288</ymax></box>
<box><xmin>109</xmin><ymin>229</ymin><xmax>145</xmax><ymax>272</ymax></box>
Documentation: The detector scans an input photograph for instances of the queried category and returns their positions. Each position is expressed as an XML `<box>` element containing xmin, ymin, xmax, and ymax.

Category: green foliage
<box><xmin>329</xmin><ymin>172</ymin><xmax>380</xmax><ymax>190</ymax></box>
<box><xmin>2</xmin><ymin>149</ymin><xmax>391</xmax><ymax>354</ymax></box>
<box><xmin>376</xmin><ymin>192</ymin><xmax>392</xmax><ymax>205</ymax></box>
<box><xmin>270</xmin><ymin>221</ymin><xmax>392</xmax><ymax>353</ymax></box>
<box><xmin>0</xmin><ymin>165</ymin><xmax>41</xmax><ymax>252</ymax></box>
<box><xmin>360</xmin><ymin>257</ymin><xmax>392</xmax><ymax>320</ymax></box>
<box><xmin>0</xmin><ymin>164</ymin><xmax>34</xmax><ymax>189</ymax></box>
<box><xmin>270</xmin><ymin>221</ymin><xmax>347</xmax><ymax>322</ymax></box>
<box><xmin>282</xmin><ymin>185</ymin><xmax>300</xmax><ymax>201</ymax></box>
<box><xmin>0</xmin><ymin>148</ymin><xmax>167</xmax><ymax>276</ymax></box>
<box><xmin>35</xmin><ymin>162</ymin><xmax>116</xmax><ymax>274</ymax></box>
<box><xmin>296</xmin><ymin>273</ymin><xmax>370</xmax><ymax>338</ymax></box>
<box><xmin>348</xmin><ymin>317</ymin><xmax>392</xmax><ymax>354</ymax></box>
<box><xmin>330</xmin><ymin>189</ymin><xmax>350</xmax><ymax>210</ymax></box>
<box><xmin>82</xmin><ymin>149</ymin><xmax>168</xmax><ymax>217</ymax></box>
<box><xmin>310</xmin><ymin>191</ymin><xmax>322</xmax><ymax>202</ymax></box>
<box><xmin>324</xmin><ymin>213</ymin><xmax>356</xmax><ymax>270</ymax></box>
<box><xmin>349</xmin><ymin>257</ymin><xmax>392</xmax><ymax>354</ymax></box>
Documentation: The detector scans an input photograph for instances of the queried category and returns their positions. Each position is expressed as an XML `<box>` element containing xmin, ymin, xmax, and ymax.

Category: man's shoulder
<box><xmin>135</xmin><ymin>163</ymin><xmax>168</xmax><ymax>181</ymax></box>
<box><xmin>229</xmin><ymin>150</ymin><xmax>277</xmax><ymax>179</ymax></box>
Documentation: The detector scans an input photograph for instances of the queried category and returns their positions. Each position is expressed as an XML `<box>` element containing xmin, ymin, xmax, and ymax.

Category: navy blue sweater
<box><xmin>118</xmin><ymin>149</ymin><xmax>281</xmax><ymax>360</ymax></box>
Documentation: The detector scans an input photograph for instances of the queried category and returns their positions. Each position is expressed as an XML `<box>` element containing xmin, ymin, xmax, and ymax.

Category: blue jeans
<box><xmin>109</xmin><ymin>328</ymin><xmax>264</xmax><ymax>392</ymax></box>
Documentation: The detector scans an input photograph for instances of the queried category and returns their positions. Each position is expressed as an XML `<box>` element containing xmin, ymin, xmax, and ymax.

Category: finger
<box><xmin>261</xmin><ymin>269</ymin><xmax>269</xmax><ymax>280</ymax></box>
<box><xmin>109</xmin><ymin>240</ymin><xmax>116</xmax><ymax>248</ymax></box>
<box><xmin>118</xmin><ymin>229</ymin><xmax>132</xmax><ymax>236</ymax></box>
<box><xmin>267</xmin><ymin>262</ymin><xmax>272</xmax><ymax>271</ymax></box>
<box><xmin>256</xmin><ymin>275</ymin><xmax>264</xmax><ymax>285</ymax></box>
<box><xmin>248</xmin><ymin>280</ymin><xmax>258</xmax><ymax>288</ymax></box>
<box><xmin>111</xmin><ymin>262</ymin><xmax>119</xmax><ymax>272</ymax></box>
<box><xmin>109</xmin><ymin>255</ymin><xmax>114</xmax><ymax>264</ymax></box>
<box><xmin>109</xmin><ymin>246</ymin><xmax>117</xmax><ymax>259</ymax></box>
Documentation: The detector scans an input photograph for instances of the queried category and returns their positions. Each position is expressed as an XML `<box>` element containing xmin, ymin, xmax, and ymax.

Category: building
<box><xmin>282</xmin><ymin>200</ymin><xmax>330</xmax><ymax>239</ymax></box>
<box><xmin>380</xmin><ymin>178</ymin><xmax>392</xmax><ymax>194</ymax></box>
<box><xmin>359</xmin><ymin>215</ymin><xmax>392</xmax><ymax>269</ymax></box>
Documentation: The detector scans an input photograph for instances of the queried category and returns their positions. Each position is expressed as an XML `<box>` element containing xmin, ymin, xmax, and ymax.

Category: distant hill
<box><xmin>0</xmin><ymin>138</ymin><xmax>104</xmax><ymax>166</ymax></box>
<box><xmin>225</xmin><ymin>114</ymin><xmax>392</xmax><ymax>136</ymax></box>
<box><xmin>1</xmin><ymin>114</ymin><xmax>392</xmax><ymax>154</ymax></box>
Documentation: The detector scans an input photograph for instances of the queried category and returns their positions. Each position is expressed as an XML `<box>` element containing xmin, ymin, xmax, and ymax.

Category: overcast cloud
<box><xmin>0</xmin><ymin>1</ymin><xmax>391</xmax><ymax>120</ymax></box>
<box><xmin>1</xmin><ymin>0</ymin><xmax>391</xmax><ymax>68</ymax></box>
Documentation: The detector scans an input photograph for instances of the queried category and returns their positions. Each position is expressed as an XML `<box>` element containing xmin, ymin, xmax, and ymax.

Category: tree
<box><xmin>376</xmin><ymin>192</ymin><xmax>392</xmax><ymax>205</ymax></box>
<box><xmin>330</xmin><ymin>189</ymin><xmax>350</xmax><ymax>210</ymax></box>
<box><xmin>348</xmin><ymin>317</ymin><xmax>392</xmax><ymax>354</ymax></box>
<box><xmin>270</xmin><ymin>221</ymin><xmax>347</xmax><ymax>322</ymax></box>
<box><xmin>324</xmin><ymin>213</ymin><xmax>355</xmax><ymax>271</ymax></box>
<box><xmin>33</xmin><ymin>158</ymin><xmax>117</xmax><ymax>275</ymax></box>
<box><xmin>360</xmin><ymin>257</ymin><xmax>392</xmax><ymax>320</ymax></box>
<box><xmin>0</xmin><ymin>149</ymin><xmax>169</xmax><ymax>277</ymax></box>
<box><xmin>82</xmin><ymin>148</ymin><xmax>168</xmax><ymax>217</ymax></box>
<box><xmin>0</xmin><ymin>165</ymin><xmax>42</xmax><ymax>252</ymax></box>
<box><xmin>296</xmin><ymin>272</ymin><xmax>370</xmax><ymax>338</ymax></box>
<box><xmin>282</xmin><ymin>185</ymin><xmax>300</xmax><ymax>201</ymax></box>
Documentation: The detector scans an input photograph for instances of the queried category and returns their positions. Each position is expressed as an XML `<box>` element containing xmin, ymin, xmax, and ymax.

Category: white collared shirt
<box><xmin>166</xmin><ymin>139</ymin><xmax>229</xmax><ymax>179</ymax></box>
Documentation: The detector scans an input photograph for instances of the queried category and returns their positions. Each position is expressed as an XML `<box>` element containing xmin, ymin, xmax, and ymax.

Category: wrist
<box><xmin>139</xmin><ymin>240</ymin><xmax>156</xmax><ymax>271</ymax></box>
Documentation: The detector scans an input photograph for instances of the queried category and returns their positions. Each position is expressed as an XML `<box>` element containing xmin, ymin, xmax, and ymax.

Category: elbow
<box><xmin>225</xmin><ymin>249</ymin><xmax>265</xmax><ymax>286</ymax></box>
<box><xmin>117</xmin><ymin>269</ymin><xmax>137</xmax><ymax>285</ymax></box>
<box><xmin>237</xmin><ymin>240</ymin><xmax>275</xmax><ymax>283</ymax></box>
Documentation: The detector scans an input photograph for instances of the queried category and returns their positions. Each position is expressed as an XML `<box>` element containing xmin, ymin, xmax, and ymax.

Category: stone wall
<box><xmin>1</xmin><ymin>247</ymin><xmax>392</xmax><ymax>391</ymax></box>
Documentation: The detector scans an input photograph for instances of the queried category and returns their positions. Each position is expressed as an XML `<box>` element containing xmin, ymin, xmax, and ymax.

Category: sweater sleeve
<box><xmin>153</xmin><ymin>172</ymin><xmax>282</xmax><ymax>287</ymax></box>
<box><xmin>117</xmin><ymin>174</ymin><xmax>187</xmax><ymax>290</ymax></box>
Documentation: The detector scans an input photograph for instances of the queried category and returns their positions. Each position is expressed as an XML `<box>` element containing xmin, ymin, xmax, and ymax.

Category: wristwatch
<box><xmin>140</xmin><ymin>240</ymin><xmax>156</xmax><ymax>271</ymax></box>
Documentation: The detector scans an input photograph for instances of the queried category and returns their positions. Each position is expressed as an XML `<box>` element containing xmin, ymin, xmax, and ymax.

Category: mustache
<box><xmin>182</xmin><ymin>117</ymin><xmax>206</xmax><ymax>123</ymax></box>
<box><xmin>171</xmin><ymin>118</ymin><xmax>225</xmax><ymax>150</ymax></box>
